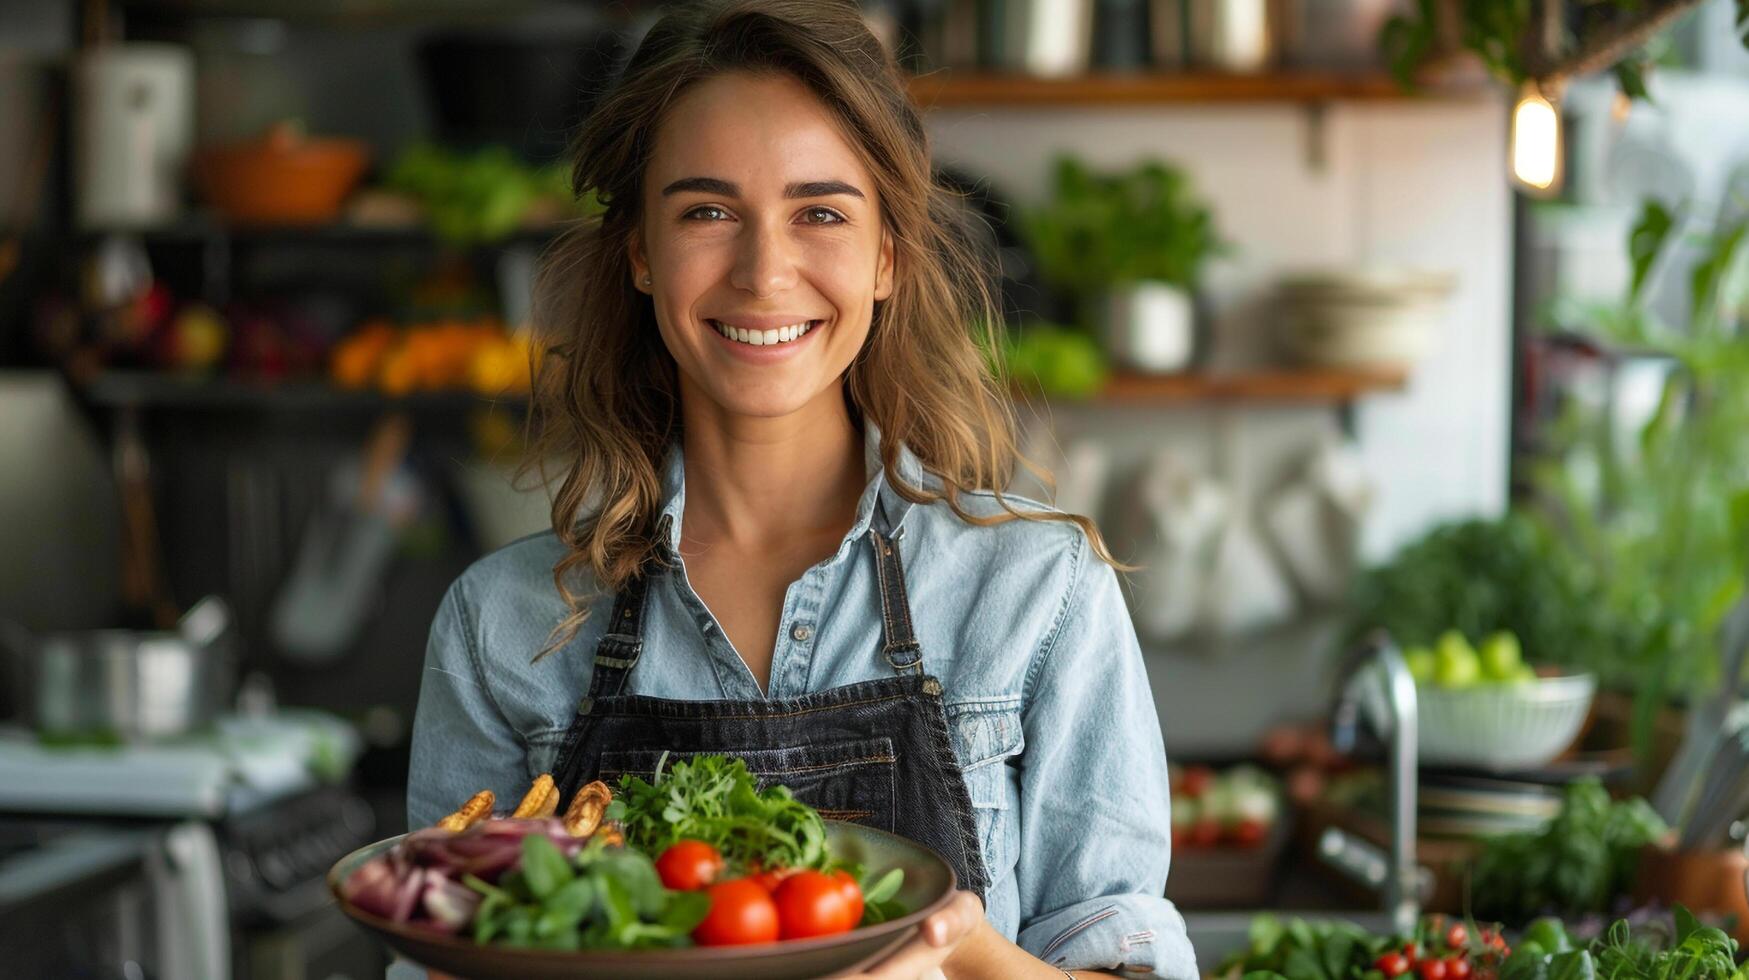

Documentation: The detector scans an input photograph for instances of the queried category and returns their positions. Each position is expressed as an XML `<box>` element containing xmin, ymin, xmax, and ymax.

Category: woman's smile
<box><xmin>707</xmin><ymin>316</ymin><xmax>824</xmax><ymax>361</ymax></box>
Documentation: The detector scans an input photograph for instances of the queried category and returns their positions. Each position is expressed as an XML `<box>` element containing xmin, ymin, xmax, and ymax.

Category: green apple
<box><xmin>1434</xmin><ymin>629</ymin><xmax>1482</xmax><ymax>688</ymax></box>
<box><xmin>1404</xmin><ymin>646</ymin><xmax>1436</xmax><ymax>685</ymax></box>
<box><xmin>1480</xmin><ymin>630</ymin><xmax>1524</xmax><ymax>681</ymax></box>
<box><xmin>1510</xmin><ymin>663</ymin><xmax>1539</xmax><ymax>684</ymax></box>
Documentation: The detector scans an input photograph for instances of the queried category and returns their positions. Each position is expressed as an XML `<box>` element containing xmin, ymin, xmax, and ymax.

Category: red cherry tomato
<box><xmin>1446</xmin><ymin>925</ymin><xmax>1470</xmax><ymax>950</ymax></box>
<box><xmin>1446</xmin><ymin>956</ymin><xmax>1472</xmax><ymax>979</ymax></box>
<box><xmin>655</xmin><ymin>840</ymin><xmax>724</xmax><ymax>892</ymax></box>
<box><xmin>829</xmin><ymin>869</ymin><xmax>864</xmax><ymax>925</ymax></box>
<box><xmin>1419</xmin><ymin>959</ymin><xmax>1449</xmax><ymax>980</ymax></box>
<box><xmin>692</xmin><ymin>879</ymin><xmax>779</xmax><ymax>946</ymax></box>
<box><xmin>750</xmin><ymin>864</ymin><xmax>796</xmax><ymax>893</ymax></box>
<box><xmin>1404</xmin><ymin>942</ymin><xmax>1420</xmax><ymax>964</ymax></box>
<box><xmin>1180</xmin><ymin>766</ymin><xmax>1216</xmax><ymax>798</ymax></box>
<box><xmin>1227</xmin><ymin>818</ymin><xmax>1268</xmax><ymax>847</ymax></box>
<box><xmin>1188</xmin><ymin>819</ymin><xmax>1222</xmax><ymax>848</ymax></box>
<box><xmin>1375</xmin><ymin>952</ymin><xmax>1411</xmax><ymax>977</ymax></box>
<box><xmin>772</xmin><ymin>870</ymin><xmax>856</xmax><ymax>939</ymax></box>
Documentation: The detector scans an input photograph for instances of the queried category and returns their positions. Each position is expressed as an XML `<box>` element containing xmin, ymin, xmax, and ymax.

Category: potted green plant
<box><xmin>1020</xmin><ymin>155</ymin><xmax>1225</xmax><ymax>373</ymax></box>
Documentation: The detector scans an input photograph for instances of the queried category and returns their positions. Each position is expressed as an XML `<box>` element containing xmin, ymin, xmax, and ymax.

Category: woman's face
<box><xmin>630</xmin><ymin>71</ymin><xmax>894</xmax><ymax>421</ymax></box>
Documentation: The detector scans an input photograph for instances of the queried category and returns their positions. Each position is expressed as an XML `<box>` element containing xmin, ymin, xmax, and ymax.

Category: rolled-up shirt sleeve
<box><xmin>1013</xmin><ymin>534</ymin><xmax>1197</xmax><ymax>979</ymax></box>
<box><xmin>406</xmin><ymin>579</ymin><xmax>529</xmax><ymax>831</ymax></box>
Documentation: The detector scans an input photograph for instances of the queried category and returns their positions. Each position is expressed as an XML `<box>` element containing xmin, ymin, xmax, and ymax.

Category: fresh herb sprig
<box><xmin>606</xmin><ymin>754</ymin><xmax>831</xmax><ymax>874</ymax></box>
<box><xmin>1501</xmin><ymin>906</ymin><xmax>1749</xmax><ymax>980</ymax></box>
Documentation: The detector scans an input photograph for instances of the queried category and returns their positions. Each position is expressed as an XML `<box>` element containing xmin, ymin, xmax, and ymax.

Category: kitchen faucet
<box><xmin>1324</xmin><ymin>630</ymin><xmax>1422</xmax><ymax>937</ymax></box>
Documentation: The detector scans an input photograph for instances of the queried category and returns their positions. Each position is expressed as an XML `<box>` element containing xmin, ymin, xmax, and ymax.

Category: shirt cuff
<box><xmin>1016</xmin><ymin>894</ymin><xmax>1199</xmax><ymax>979</ymax></box>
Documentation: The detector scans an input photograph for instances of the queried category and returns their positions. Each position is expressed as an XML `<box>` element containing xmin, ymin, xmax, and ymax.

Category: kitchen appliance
<box><xmin>3</xmin><ymin>595</ymin><xmax>237</xmax><ymax>741</ymax></box>
<box><xmin>74</xmin><ymin>42</ymin><xmax>195</xmax><ymax>230</ymax></box>
<box><xmin>0</xmin><ymin>711</ymin><xmax>380</xmax><ymax>980</ymax></box>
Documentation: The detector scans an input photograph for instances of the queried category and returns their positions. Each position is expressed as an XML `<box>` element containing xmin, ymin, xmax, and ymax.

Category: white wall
<box><xmin>925</xmin><ymin>97</ymin><xmax>1514</xmax><ymax>751</ymax></box>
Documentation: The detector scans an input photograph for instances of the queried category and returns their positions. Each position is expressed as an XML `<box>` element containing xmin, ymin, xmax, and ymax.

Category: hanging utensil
<box><xmin>269</xmin><ymin>413</ymin><xmax>417</xmax><ymax>664</ymax></box>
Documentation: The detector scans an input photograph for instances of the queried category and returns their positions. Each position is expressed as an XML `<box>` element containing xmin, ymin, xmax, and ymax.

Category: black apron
<box><xmin>551</xmin><ymin>503</ymin><xmax>990</xmax><ymax>898</ymax></box>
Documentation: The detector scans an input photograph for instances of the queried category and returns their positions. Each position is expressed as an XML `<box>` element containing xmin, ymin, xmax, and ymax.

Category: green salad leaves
<box><xmin>607</xmin><ymin>754</ymin><xmax>831</xmax><ymax>873</ymax></box>
<box><xmin>462</xmin><ymin>834</ymin><xmax>709</xmax><ymax>951</ymax></box>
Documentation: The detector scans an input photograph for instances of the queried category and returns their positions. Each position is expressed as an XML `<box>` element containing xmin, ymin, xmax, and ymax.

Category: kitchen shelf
<box><xmin>1039</xmin><ymin>367</ymin><xmax>1410</xmax><ymax>405</ymax></box>
<box><xmin>89</xmin><ymin>214</ymin><xmax>571</xmax><ymax>251</ymax></box>
<box><xmin>75</xmin><ymin>371</ymin><xmax>527</xmax><ymax>414</ymax></box>
<box><xmin>907</xmin><ymin>70</ymin><xmax>1486</xmax><ymax>108</ymax></box>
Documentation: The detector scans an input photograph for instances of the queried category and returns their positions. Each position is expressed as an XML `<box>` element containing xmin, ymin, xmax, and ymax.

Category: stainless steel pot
<box><xmin>3</xmin><ymin>596</ymin><xmax>236</xmax><ymax>740</ymax></box>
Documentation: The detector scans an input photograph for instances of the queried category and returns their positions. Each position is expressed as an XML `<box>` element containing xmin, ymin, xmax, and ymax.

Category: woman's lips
<box><xmin>707</xmin><ymin>318</ymin><xmax>824</xmax><ymax>360</ymax></box>
<box><xmin>709</xmin><ymin>318</ymin><xmax>819</xmax><ymax>347</ymax></box>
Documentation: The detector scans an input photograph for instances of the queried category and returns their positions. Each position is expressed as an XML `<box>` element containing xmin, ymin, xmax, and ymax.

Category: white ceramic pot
<box><xmin>1102</xmin><ymin>281</ymin><xmax>1196</xmax><ymax>373</ymax></box>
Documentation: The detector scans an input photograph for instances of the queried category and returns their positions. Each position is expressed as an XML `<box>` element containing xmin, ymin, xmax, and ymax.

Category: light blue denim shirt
<box><xmin>407</xmin><ymin>428</ymin><xmax>1197</xmax><ymax>979</ymax></box>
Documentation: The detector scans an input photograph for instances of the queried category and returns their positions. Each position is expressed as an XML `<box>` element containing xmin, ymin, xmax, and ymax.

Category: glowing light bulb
<box><xmin>1510</xmin><ymin>83</ymin><xmax>1563</xmax><ymax>194</ymax></box>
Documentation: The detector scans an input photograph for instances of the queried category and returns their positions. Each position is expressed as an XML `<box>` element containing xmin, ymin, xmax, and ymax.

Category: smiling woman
<box><xmin>405</xmin><ymin>2</ymin><xmax>1197</xmax><ymax>978</ymax></box>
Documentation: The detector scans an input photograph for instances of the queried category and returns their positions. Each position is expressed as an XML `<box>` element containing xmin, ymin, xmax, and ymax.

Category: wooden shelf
<box><xmin>908</xmin><ymin>70</ymin><xmax>1484</xmax><ymax>108</ymax></box>
<box><xmin>1029</xmin><ymin>367</ymin><xmax>1409</xmax><ymax>404</ymax></box>
<box><xmin>91</xmin><ymin>214</ymin><xmax>569</xmax><ymax>251</ymax></box>
<box><xmin>76</xmin><ymin>372</ymin><xmax>528</xmax><ymax>414</ymax></box>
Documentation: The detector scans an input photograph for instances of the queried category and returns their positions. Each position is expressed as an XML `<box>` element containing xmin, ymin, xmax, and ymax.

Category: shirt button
<box><xmin>791</xmin><ymin>624</ymin><xmax>812</xmax><ymax>642</ymax></box>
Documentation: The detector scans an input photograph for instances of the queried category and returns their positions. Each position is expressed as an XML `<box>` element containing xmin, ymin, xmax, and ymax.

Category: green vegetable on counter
<box><xmin>1500</xmin><ymin>907</ymin><xmax>1748</xmax><ymax>980</ymax></box>
<box><xmin>607</xmin><ymin>754</ymin><xmax>831</xmax><ymax>875</ymax></box>
<box><xmin>463</xmin><ymin>834</ymin><xmax>709</xmax><ymax>951</ymax></box>
<box><xmin>1470</xmin><ymin>780</ymin><xmax>1667</xmax><ymax>926</ymax></box>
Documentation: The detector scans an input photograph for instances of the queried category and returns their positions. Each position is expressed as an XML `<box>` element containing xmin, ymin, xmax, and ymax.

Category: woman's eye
<box><xmin>802</xmin><ymin>207</ymin><xmax>845</xmax><ymax>224</ymax></box>
<box><xmin>684</xmin><ymin>206</ymin><xmax>729</xmax><ymax>221</ymax></box>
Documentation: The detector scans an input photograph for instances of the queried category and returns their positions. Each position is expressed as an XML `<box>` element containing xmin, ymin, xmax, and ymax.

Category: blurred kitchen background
<box><xmin>2</xmin><ymin>0</ymin><xmax>1747</xmax><ymax>977</ymax></box>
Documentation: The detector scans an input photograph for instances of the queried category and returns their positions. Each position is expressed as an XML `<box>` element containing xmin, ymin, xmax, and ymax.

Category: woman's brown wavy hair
<box><xmin>526</xmin><ymin>0</ymin><xmax>1126</xmax><ymax>656</ymax></box>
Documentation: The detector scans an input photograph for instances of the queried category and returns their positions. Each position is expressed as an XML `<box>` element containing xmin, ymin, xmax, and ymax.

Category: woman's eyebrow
<box><xmin>660</xmin><ymin>176</ymin><xmax>866</xmax><ymax>200</ymax></box>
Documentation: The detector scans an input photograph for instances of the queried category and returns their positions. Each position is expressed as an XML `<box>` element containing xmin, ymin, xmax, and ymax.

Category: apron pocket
<box><xmin>597</xmin><ymin>737</ymin><xmax>899</xmax><ymax>833</ymax></box>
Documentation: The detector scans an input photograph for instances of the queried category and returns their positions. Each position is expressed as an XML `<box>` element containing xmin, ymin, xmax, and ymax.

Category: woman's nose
<box><xmin>729</xmin><ymin>219</ymin><xmax>800</xmax><ymax>297</ymax></box>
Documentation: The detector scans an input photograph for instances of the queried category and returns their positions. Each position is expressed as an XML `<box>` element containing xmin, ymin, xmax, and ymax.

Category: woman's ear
<box><xmin>873</xmin><ymin>227</ymin><xmax>895</xmax><ymax>301</ymax></box>
<box><xmin>628</xmin><ymin>231</ymin><xmax>651</xmax><ymax>294</ymax></box>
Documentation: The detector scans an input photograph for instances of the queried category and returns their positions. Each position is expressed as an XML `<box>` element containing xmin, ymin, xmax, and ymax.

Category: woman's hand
<box><xmin>835</xmin><ymin>890</ymin><xmax>986</xmax><ymax>980</ymax></box>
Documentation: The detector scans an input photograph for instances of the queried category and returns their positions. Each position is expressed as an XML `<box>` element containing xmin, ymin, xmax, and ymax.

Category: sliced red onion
<box><xmin>391</xmin><ymin>867</ymin><xmax>426</xmax><ymax>923</ymax></box>
<box><xmin>420</xmin><ymin>871</ymin><xmax>482</xmax><ymax>934</ymax></box>
<box><xmin>341</xmin><ymin>857</ymin><xmax>404</xmax><ymax>919</ymax></box>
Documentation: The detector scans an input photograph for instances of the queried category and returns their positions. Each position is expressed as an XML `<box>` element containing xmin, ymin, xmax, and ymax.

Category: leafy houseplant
<box><xmin>1528</xmin><ymin>198</ymin><xmax>1749</xmax><ymax>762</ymax></box>
<box><xmin>1019</xmin><ymin>156</ymin><xmax>1224</xmax><ymax>373</ymax></box>
<box><xmin>1341</xmin><ymin>513</ymin><xmax>1640</xmax><ymax>685</ymax></box>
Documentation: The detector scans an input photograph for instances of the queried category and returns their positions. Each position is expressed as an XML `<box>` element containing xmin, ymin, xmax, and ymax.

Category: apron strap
<box><xmin>588</xmin><ymin>573</ymin><xmax>648</xmax><ymax>698</ymax></box>
<box><xmin>869</xmin><ymin>496</ymin><xmax>923</xmax><ymax>675</ymax></box>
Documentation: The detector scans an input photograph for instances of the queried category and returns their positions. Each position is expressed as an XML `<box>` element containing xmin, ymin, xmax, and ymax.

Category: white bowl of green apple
<box><xmin>1401</xmin><ymin>630</ymin><xmax>1597</xmax><ymax>772</ymax></box>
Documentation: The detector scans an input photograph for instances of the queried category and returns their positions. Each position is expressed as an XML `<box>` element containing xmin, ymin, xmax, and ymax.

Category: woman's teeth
<box><xmin>711</xmin><ymin>320</ymin><xmax>816</xmax><ymax>347</ymax></box>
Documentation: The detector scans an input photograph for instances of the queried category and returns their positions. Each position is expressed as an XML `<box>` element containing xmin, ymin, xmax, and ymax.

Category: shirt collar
<box><xmin>654</xmin><ymin>421</ymin><xmax>925</xmax><ymax>558</ymax></box>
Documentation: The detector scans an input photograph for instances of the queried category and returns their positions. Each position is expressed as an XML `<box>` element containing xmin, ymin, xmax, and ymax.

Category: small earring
<box><xmin>641</xmin><ymin>274</ymin><xmax>652</xmax><ymax>287</ymax></box>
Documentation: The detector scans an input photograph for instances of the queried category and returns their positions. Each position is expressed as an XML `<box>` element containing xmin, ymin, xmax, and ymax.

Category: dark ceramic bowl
<box><xmin>327</xmin><ymin>822</ymin><xmax>956</xmax><ymax>979</ymax></box>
